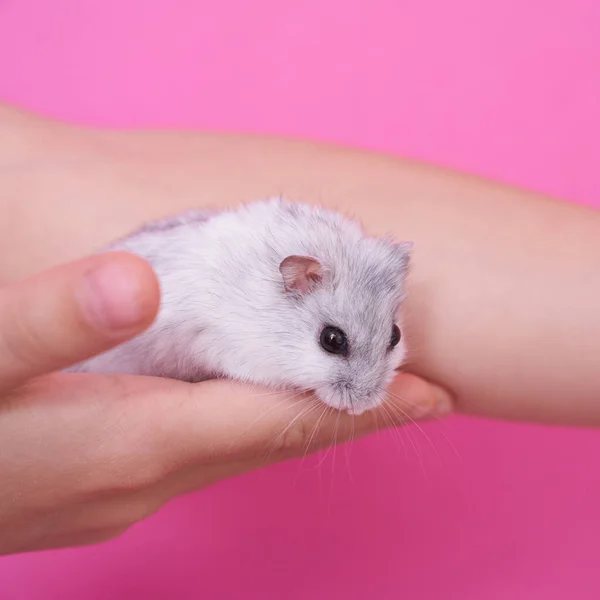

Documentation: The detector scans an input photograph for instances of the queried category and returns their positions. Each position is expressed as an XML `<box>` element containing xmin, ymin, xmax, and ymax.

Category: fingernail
<box><xmin>429</xmin><ymin>385</ymin><xmax>453</xmax><ymax>417</ymax></box>
<box><xmin>77</xmin><ymin>259</ymin><xmax>148</xmax><ymax>332</ymax></box>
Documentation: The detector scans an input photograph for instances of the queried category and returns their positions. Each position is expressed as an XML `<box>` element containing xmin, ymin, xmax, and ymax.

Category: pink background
<box><xmin>1</xmin><ymin>0</ymin><xmax>599</xmax><ymax>598</ymax></box>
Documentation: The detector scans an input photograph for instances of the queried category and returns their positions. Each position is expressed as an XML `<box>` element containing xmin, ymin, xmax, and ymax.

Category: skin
<box><xmin>0</xmin><ymin>103</ymin><xmax>451</xmax><ymax>555</ymax></box>
<box><xmin>0</xmin><ymin>101</ymin><xmax>599</xmax><ymax>554</ymax></box>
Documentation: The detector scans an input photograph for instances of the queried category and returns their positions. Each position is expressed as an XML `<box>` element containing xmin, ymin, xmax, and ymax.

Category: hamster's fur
<box><xmin>68</xmin><ymin>198</ymin><xmax>412</xmax><ymax>414</ymax></box>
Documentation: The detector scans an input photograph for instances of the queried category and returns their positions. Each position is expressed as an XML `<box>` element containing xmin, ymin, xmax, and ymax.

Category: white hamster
<box><xmin>67</xmin><ymin>198</ymin><xmax>413</xmax><ymax>415</ymax></box>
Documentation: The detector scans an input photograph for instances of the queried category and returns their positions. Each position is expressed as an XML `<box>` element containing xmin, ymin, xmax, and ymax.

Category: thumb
<box><xmin>0</xmin><ymin>251</ymin><xmax>160</xmax><ymax>393</ymax></box>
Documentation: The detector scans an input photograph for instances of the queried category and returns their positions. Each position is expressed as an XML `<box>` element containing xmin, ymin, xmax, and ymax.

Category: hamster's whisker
<box><xmin>310</xmin><ymin>405</ymin><xmax>343</xmax><ymax>473</ymax></box>
<box><xmin>384</xmin><ymin>393</ymin><xmax>439</xmax><ymax>463</ymax></box>
<box><xmin>264</xmin><ymin>399</ymin><xmax>323</xmax><ymax>461</ymax></box>
<box><xmin>251</xmin><ymin>390</ymin><xmax>310</xmax><ymax>420</ymax></box>
<box><xmin>386</xmin><ymin>388</ymin><xmax>458</xmax><ymax>454</ymax></box>
<box><xmin>386</xmin><ymin>388</ymin><xmax>460</xmax><ymax>458</ymax></box>
<box><xmin>389</xmin><ymin>399</ymin><xmax>428</xmax><ymax>466</ymax></box>
<box><xmin>343</xmin><ymin>409</ymin><xmax>356</xmax><ymax>483</ymax></box>
<box><xmin>328</xmin><ymin>407</ymin><xmax>343</xmax><ymax>513</ymax></box>
<box><xmin>378</xmin><ymin>402</ymin><xmax>409</xmax><ymax>461</ymax></box>
<box><xmin>249</xmin><ymin>388</ymin><xmax>297</xmax><ymax>398</ymax></box>
<box><xmin>230</xmin><ymin>396</ymin><xmax>311</xmax><ymax>459</ymax></box>
<box><xmin>385</xmin><ymin>399</ymin><xmax>429</xmax><ymax>479</ymax></box>
<box><xmin>299</xmin><ymin>405</ymin><xmax>332</xmax><ymax>469</ymax></box>
<box><xmin>236</xmin><ymin>390</ymin><xmax>310</xmax><ymax>440</ymax></box>
<box><xmin>332</xmin><ymin>406</ymin><xmax>342</xmax><ymax>483</ymax></box>
<box><xmin>346</xmin><ymin>389</ymin><xmax>355</xmax><ymax>417</ymax></box>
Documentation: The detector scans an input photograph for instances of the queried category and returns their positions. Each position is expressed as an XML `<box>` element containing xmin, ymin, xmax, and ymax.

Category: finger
<box><xmin>2</xmin><ymin>372</ymin><xmax>450</xmax><ymax>505</ymax></box>
<box><xmin>146</xmin><ymin>372</ymin><xmax>453</xmax><ymax>471</ymax></box>
<box><xmin>51</xmin><ymin>458</ymin><xmax>268</xmax><ymax>540</ymax></box>
<box><xmin>0</xmin><ymin>251</ymin><xmax>160</xmax><ymax>392</ymax></box>
<box><xmin>154</xmin><ymin>457</ymin><xmax>272</xmax><ymax>499</ymax></box>
<box><xmin>17</xmin><ymin>527</ymin><xmax>129</xmax><ymax>555</ymax></box>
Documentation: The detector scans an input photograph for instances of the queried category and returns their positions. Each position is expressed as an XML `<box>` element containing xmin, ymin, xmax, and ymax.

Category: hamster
<box><xmin>68</xmin><ymin>197</ymin><xmax>413</xmax><ymax>415</ymax></box>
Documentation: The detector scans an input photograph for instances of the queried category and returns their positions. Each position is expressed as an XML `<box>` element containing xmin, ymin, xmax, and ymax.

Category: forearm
<box><xmin>2</xmin><ymin>104</ymin><xmax>600</xmax><ymax>425</ymax></box>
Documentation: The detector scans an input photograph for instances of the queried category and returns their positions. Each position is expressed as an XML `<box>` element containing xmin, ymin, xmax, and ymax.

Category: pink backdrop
<box><xmin>1</xmin><ymin>0</ymin><xmax>599</xmax><ymax>598</ymax></box>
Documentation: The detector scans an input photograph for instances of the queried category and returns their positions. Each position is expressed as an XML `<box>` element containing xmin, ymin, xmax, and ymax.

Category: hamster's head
<box><xmin>277</xmin><ymin>238</ymin><xmax>412</xmax><ymax>415</ymax></box>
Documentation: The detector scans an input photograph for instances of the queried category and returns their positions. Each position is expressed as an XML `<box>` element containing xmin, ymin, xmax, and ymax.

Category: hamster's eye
<box><xmin>320</xmin><ymin>326</ymin><xmax>349</xmax><ymax>356</ymax></box>
<box><xmin>390</xmin><ymin>324</ymin><xmax>401</xmax><ymax>348</ymax></box>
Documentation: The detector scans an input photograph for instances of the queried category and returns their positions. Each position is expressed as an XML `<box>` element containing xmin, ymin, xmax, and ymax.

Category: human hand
<box><xmin>0</xmin><ymin>250</ymin><xmax>452</xmax><ymax>555</ymax></box>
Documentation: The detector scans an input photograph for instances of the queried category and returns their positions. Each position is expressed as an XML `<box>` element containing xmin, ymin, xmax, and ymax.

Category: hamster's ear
<box><xmin>279</xmin><ymin>255</ymin><xmax>326</xmax><ymax>294</ymax></box>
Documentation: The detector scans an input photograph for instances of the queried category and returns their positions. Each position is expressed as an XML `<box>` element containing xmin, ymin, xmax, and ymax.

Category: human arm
<box><xmin>0</xmin><ymin>103</ymin><xmax>450</xmax><ymax>555</ymax></box>
<box><xmin>2</xmin><ymin>102</ymin><xmax>598</xmax><ymax>426</ymax></box>
<box><xmin>0</xmin><ymin>247</ymin><xmax>446</xmax><ymax>555</ymax></box>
